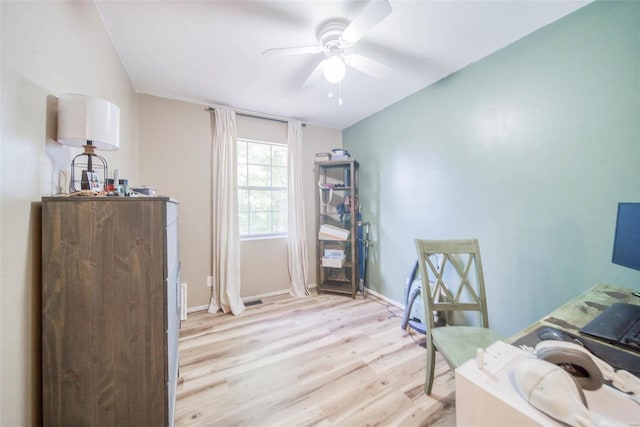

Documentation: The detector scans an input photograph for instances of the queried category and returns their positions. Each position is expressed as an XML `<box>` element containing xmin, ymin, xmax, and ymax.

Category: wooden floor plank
<box><xmin>175</xmin><ymin>293</ymin><xmax>456</xmax><ymax>426</ymax></box>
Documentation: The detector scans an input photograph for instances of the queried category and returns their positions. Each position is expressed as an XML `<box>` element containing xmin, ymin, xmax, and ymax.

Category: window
<box><xmin>237</xmin><ymin>139</ymin><xmax>287</xmax><ymax>238</ymax></box>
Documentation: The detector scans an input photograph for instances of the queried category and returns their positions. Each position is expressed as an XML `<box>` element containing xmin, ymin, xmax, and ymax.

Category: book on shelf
<box><xmin>315</xmin><ymin>152</ymin><xmax>331</xmax><ymax>161</ymax></box>
<box><xmin>329</xmin><ymin>154</ymin><xmax>351</xmax><ymax>161</ymax></box>
<box><xmin>322</xmin><ymin>249</ymin><xmax>346</xmax><ymax>268</ymax></box>
<box><xmin>324</xmin><ymin>248</ymin><xmax>344</xmax><ymax>258</ymax></box>
<box><xmin>322</xmin><ymin>256</ymin><xmax>345</xmax><ymax>268</ymax></box>
<box><xmin>318</xmin><ymin>224</ymin><xmax>350</xmax><ymax>241</ymax></box>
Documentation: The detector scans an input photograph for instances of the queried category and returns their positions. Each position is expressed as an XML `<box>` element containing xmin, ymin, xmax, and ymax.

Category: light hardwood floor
<box><xmin>175</xmin><ymin>293</ymin><xmax>456</xmax><ymax>426</ymax></box>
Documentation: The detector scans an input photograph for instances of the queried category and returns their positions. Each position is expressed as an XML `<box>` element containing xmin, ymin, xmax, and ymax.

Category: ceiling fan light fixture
<box><xmin>323</xmin><ymin>56</ymin><xmax>346</xmax><ymax>83</ymax></box>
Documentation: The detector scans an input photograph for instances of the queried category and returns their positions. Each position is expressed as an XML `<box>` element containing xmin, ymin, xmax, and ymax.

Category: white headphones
<box><xmin>535</xmin><ymin>340</ymin><xmax>640</xmax><ymax>395</ymax></box>
<box><xmin>514</xmin><ymin>340</ymin><xmax>640</xmax><ymax>427</ymax></box>
<box><xmin>535</xmin><ymin>340</ymin><xmax>604</xmax><ymax>391</ymax></box>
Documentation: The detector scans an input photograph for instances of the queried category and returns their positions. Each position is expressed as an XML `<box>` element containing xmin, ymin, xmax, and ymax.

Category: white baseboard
<box><xmin>187</xmin><ymin>305</ymin><xmax>209</xmax><ymax>313</ymax></box>
<box><xmin>185</xmin><ymin>286</ymin><xmax>308</xmax><ymax>314</ymax></box>
<box><xmin>365</xmin><ymin>287</ymin><xmax>404</xmax><ymax>310</ymax></box>
<box><xmin>184</xmin><ymin>283</ymin><xmax>402</xmax><ymax>315</ymax></box>
<box><xmin>243</xmin><ymin>288</ymin><xmax>289</xmax><ymax>303</ymax></box>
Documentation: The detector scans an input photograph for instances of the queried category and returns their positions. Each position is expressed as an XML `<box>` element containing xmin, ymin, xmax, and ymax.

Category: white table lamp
<box><xmin>57</xmin><ymin>94</ymin><xmax>120</xmax><ymax>192</ymax></box>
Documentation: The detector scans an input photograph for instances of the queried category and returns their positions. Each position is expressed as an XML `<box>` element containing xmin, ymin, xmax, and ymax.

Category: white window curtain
<box><xmin>208</xmin><ymin>108</ymin><xmax>245</xmax><ymax>315</ymax></box>
<box><xmin>287</xmin><ymin>120</ymin><xmax>310</xmax><ymax>297</ymax></box>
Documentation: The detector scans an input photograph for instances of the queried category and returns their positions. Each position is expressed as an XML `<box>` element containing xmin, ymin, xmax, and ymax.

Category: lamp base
<box><xmin>70</xmin><ymin>149</ymin><xmax>108</xmax><ymax>193</ymax></box>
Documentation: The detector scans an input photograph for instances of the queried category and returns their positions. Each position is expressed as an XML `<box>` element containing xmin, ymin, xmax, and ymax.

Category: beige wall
<box><xmin>0</xmin><ymin>2</ymin><xmax>138</xmax><ymax>426</ymax></box>
<box><xmin>137</xmin><ymin>95</ymin><xmax>341</xmax><ymax>308</ymax></box>
<box><xmin>137</xmin><ymin>95</ymin><xmax>212</xmax><ymax>308</ymax></box>
<box><xmin>0</xmin><ymin>3</ymin><xmax>341</xmax><ymax>423</ymax></box>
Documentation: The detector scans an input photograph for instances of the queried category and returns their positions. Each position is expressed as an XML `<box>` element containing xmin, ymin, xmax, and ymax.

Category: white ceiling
<box><xmin>95</xmin><ymin>0</ymin><xmax>589</xmax><ymax>130</ymax></box>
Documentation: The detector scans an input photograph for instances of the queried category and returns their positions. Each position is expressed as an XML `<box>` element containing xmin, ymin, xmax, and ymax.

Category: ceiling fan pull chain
<box><xmin>338</xmin><ymin>82</ymin><xmax>344</xmax><ymax>106</ymax></box>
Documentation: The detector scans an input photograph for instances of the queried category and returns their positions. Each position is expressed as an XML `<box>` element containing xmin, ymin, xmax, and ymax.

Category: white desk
<box><xmin>455</xmin><ymin>284</ymin><xmax>640</xmax><ymax>427</ymax></box>
<box><xmin>455</xmin><ymin>341</ymin><xmax>638</xmax><ymax>426</ymax></box>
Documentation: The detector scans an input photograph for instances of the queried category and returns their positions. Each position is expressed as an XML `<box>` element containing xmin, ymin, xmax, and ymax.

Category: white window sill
<box><xmin>240</xmin><ymin>234</ymin><xmax>288</xmax><ymax>242</ymax></box>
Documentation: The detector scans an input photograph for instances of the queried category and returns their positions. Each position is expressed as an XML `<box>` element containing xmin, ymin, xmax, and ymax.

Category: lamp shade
<box><xmin>57</xmin><ymin>94</ymin><xmax>120</xmax><ymax>151</ymax></box>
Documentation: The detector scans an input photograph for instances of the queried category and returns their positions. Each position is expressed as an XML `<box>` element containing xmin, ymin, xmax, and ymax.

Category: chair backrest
<box><xmin>414</xmin><ymin>238</ymin><xmax>490</xmax><ymax>329</ymax></box>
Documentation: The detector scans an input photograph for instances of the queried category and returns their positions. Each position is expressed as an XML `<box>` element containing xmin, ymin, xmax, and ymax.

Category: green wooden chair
<box><xmin>414</xmin><ymin>238</ymin><xmax>504</xmax><ymax>395</ymax></box>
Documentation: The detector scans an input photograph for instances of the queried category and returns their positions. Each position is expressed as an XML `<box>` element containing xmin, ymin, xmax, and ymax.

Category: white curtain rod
<box><xmin>205</xmin><ymin>106</ymin><xmax>305</xmax><ymax>127</ymax></box>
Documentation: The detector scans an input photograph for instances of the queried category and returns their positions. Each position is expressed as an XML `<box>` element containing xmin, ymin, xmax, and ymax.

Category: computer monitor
<box><xmin>612</xmin><ymin>202</ymin><xmax>640</xmax><ymax>271</ymax></box>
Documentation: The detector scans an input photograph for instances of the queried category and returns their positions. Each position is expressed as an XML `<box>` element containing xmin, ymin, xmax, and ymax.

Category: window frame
<box><xmin>237</xmin><ymin>138</ymin><xmax>288</xmax><ymax>240</ymax></box>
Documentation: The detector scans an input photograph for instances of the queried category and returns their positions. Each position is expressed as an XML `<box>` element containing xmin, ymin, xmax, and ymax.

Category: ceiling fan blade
<box><xmin>341</xmin><ymin>0</ymin><xmax>392</xmax><ymax>45</ymax></box>
<box><xmin>302</xmin><ymin>60</ymin><xmax>326</xmax><ymax>88</ymax></box>
<box><xmin>262</xmin><ymin>45</ymin><xmax>322</xmax><ymax>56</ymax></box>
<box><xmin>346</xmin><ymin>54</ymin><xmax>390</xmax><ymax>79</ymax></box>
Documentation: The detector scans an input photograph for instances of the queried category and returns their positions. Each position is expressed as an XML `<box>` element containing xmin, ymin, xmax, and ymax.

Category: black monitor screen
<box><xmin>612</xmin><ymin>202</ymin><xmax>640</xmax><ymax>271</ymax></box>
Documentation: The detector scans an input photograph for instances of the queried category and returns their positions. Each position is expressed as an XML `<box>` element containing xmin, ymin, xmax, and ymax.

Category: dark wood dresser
<box><xmin>41</xmin><ymin>197</ymin><xmax>180</xmax><ymax>426</ymax></box>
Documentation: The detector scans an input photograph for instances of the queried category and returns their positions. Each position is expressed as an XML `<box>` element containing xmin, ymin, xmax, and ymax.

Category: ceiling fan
<box><xmin>262</xmin><ymin>0</ymin><xmax>392</xmax><ymax>105</ymax></box>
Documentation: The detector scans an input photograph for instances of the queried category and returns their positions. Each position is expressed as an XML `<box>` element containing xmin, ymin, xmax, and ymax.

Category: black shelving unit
<box><xmin>315</xmin><ymin>159</ymin><xmax>359</xmax><ymax>298</ymax></box>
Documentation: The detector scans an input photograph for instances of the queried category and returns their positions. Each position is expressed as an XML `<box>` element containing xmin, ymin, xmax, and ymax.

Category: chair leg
<box><xmin>424</xmin><ymin>334</ymin><xmax>436</xmax><ymax>395</ymax></box>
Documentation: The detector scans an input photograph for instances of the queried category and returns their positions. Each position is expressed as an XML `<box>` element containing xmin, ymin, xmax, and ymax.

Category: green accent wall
<box><xmin>343</xmin><ymin>1</ymin><xmax>640</xmax><ymax>336</ymax></box>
